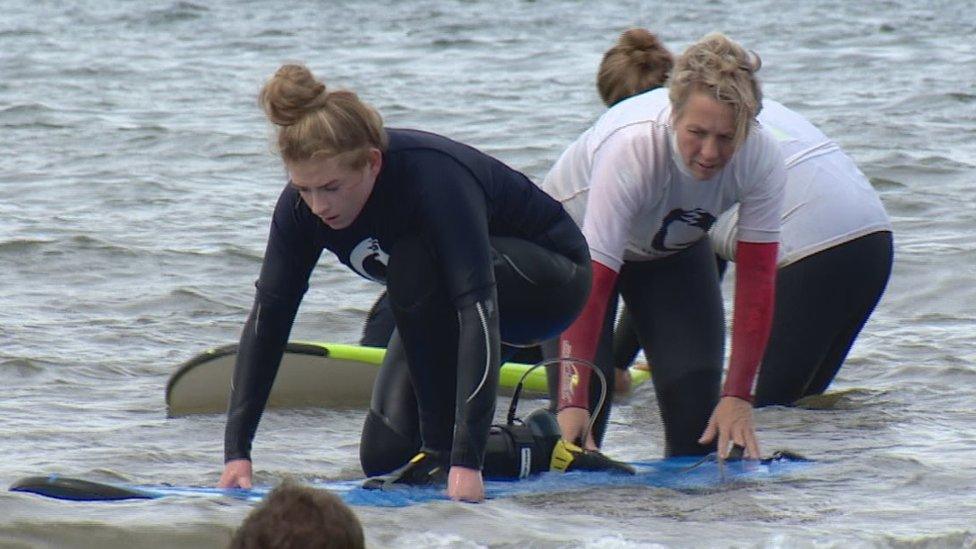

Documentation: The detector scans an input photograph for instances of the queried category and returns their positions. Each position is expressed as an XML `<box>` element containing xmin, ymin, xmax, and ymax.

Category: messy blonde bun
<box><xmin>259</xmin><ymin>64</ymin><xmax>387</xmax><ymax>167</ymax></box>
<box><xmin>668</xmin><ymin>33</ymin><xmax>763</xmax><ymax>148</ymax></box>
<box><xmin>597</xmin><ymin>28</ymin><xmax>674</xmax><ymax>107</ymax></box>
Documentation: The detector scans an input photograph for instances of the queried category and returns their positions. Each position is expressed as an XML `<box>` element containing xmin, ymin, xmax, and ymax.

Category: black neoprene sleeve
<box><xmin>224</xmin><ymin>191</ymin><xmax>322</xmax><ymax>462</ymax></box>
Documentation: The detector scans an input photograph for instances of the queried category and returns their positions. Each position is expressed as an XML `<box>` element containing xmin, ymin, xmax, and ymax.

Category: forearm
<box><xmin>723</xmin><ymin>241</ymin><xmax>778</xmax><ymax>401</ymax></box>
<box><xmin>450</xmin><ymin>290</ymin><xmax>501</xmax><ymax>469</ymax></box>
<box><xmin>558</xmin><ymin>260</ymin><xmax>617</xmax><ymax>410</ymax></box>
<box><xmin>224</xmin><ymin>296</ymin><xmax>300</xmax><ymax>461</ymax></box>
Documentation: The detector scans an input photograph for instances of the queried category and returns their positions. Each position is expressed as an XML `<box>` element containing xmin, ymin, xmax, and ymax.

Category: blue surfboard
<box><xmin>10</xmin><ymin>452</ymin><xmax>812</xmax><ymax>508</ymax></box>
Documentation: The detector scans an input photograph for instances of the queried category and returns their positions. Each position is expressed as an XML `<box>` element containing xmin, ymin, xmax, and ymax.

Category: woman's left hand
<box><xmin>698</xmin><ymin>396</ymin><xmax>761</xmax><ymax>459</ymax></box>
<box><xmin>447</xmin><ymin>466</ymin><xmax>485</xmax><ymax>503</ymax></box>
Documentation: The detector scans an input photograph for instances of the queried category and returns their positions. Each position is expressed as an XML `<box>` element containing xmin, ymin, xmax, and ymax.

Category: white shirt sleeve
<box><xmin>735</xmin><ymin>127</ymin><xmax>787</xmax><ymax>244</ymax></box>
<box><xmin>581</xmin><ymin>125</ymin><xmax>657</xmax><ymax>271</ymax></box>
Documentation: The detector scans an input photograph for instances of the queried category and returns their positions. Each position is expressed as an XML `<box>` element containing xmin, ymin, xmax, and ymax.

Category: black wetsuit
<box><xmin>225</xmin><ymin>128</ymin><xmax>590</xmax><ymax>472</ymax></box>
<box><xmin>613</xmin><ymin>232</ymin><xmax>893</xmax><ymax>407</ymax></box>
<box><xmin>358</xmin><ymin>291</ymin><xmax>545</xmax><ymax>476</ymax></box>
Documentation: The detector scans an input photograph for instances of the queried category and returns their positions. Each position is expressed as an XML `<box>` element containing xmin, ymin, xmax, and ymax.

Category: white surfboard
<box><xmin>165</xmin><ymin>341</ymin><xmax>650</xmax><ymax>417</ymax></box>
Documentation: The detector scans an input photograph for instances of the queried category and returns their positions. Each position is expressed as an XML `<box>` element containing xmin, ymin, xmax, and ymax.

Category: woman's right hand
<box><xmin>218</xmin><ymin>458</ymin><xmax>253</xmax><ymax>489</ymax></box>
<box><xmin>556</xmin><ymin>407</ymin><xmax>599</xmax><ymax>450</ymax></box>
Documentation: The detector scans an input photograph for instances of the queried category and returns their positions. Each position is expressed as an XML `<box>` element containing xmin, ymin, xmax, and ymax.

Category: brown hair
<box><xmin>668</xmin><ymin>33</ymin><xmax>763</xmax><ymax>148</ymax></box>
<box><xmin>597</xmin><ymin>28</ymin><xmax>674</xmax><ymax>107</ymax></box>
<box><xmin>229</xmin><ymin>481</ymin><xmax>365</xmax><ymax>549</ymax></box>
<box><xmin>259</xmin><ymin>64</ymin><xmax>387</xmax><ymax>169</ymax></box>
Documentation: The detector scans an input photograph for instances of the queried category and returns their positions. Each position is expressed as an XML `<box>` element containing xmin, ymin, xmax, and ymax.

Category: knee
<box><xmin>360</xmin><ymin>409</ymin><xmax>421</xmax><ymax>476</ymax></box>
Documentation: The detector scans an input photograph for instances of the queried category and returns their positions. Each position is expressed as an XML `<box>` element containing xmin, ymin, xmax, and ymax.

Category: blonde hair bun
<box><xmin>259</xmin><ymin>64</ymin><xmax>330</xmax><ymax>127</ymax></box>
<box><xmin>258</xmin><ymin>63</ymin><xmax>387</xmax><ymax>165</ymax></box>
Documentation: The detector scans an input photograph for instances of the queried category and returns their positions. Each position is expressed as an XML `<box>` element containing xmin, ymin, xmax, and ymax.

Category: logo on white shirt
<box><xmin>651</xmin><ymin>208</ymin><xmax>717</xmax><ymax>252</ymax></box>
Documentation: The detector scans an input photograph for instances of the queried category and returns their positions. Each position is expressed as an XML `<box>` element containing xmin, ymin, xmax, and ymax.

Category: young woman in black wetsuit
<box><xmin>217</xmin><ymin>64</ymin><xmax>593</xmax><ymax>502</ymax></box>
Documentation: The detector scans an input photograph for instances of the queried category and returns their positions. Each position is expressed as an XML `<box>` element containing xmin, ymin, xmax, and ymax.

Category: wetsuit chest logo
<box><xmin>651</xmin><ymin>208</ymin><xmax>717</xmax><ymax>252</ymax></box>
<box><xmin>349</xmin><ymin>237</ymin><xmax>390</xmax><ymax>282</ymax></box>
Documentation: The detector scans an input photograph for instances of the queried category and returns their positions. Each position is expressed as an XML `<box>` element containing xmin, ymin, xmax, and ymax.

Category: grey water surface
<box><xmin>1</xmin><ymin>1</ymin><xmax>975</xmax><ymax>547</ymax></box>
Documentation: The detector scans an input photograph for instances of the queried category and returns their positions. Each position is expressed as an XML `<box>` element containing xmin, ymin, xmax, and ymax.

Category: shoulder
<box><xmin>727</xmin><ymin>126</ymin><xmax>787</xmax><ymax>196</ymax></box>
<box><xmin>593</xmin><ymin>90</ymin><xmax>671</xmax><ymax>141</ymax></box>
<box><xmin>738</xmin><ymin>124</ymin><xmax>785</xmax><ymax>168</ymax></box>
<box><xmin>586</xmin><ymin>93</ymin><xmax>671</xmax><ymax>161</ymax></box>
<box><xmin>385</xmin><ymin>128</ymin><xmax>484</xmax><ymax>174</ymax></box>
<box><xmin>266</xmin><ymin>183</ymin><xmax>324</xmax><ymax>252</ymax></box>
<box><xmin>386</xmin><ymin>127</ymin><xmax>451</xmax><ymax>151</ymax></box>
<box><xmin>386</xmin><ymin>128</ymin><xmax>481</xmax><ymax>159</ymax></box>
<box><xmin>271</xmin><ymin>183</ymin><xmax>307</xmax><ymax>223</ymax></box>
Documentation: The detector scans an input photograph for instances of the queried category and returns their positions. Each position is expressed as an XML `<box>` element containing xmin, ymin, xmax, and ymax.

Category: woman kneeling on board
<box><xmin>545</xmin><ymin>33</ymin><xmax>787</xmax><ymax>459</ymax></box>
<box><xmin>219</xmin><ymin>64</ymin><xmax>594</xmax><ymax>502</ymax></box>
<box><xmin>604</xmin><ymin>28</ymin><xmax>893</xmax><ymax>407</ymax></box>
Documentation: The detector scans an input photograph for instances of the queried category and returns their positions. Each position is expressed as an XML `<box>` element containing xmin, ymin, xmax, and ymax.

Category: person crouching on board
<box><xmin>218</xmin><ymin>64</ymin><xmax>595</xmax><ymax>502</ymax></box>
<box><xmin>542</xmin><ymin>32</ymin><xmax>786</xmax><ymax>460</ymax></box>
<box><xmin>602</xmin><ymin>28</ymin><xmax>893</xmax><ymax>407</ymax></box>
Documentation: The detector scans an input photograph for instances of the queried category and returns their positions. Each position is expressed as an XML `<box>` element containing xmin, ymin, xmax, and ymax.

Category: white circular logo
<box><xmin>349</xmin><ymin>237</ymin><xmax>389</xmax><ymax>282</ymax></box>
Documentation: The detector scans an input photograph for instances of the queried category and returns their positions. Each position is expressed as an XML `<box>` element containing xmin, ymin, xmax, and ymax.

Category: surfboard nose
<box><xmin>10</xmin><ymin>475</ymin><xmax>154</xmax><ymax>501</ymax></box>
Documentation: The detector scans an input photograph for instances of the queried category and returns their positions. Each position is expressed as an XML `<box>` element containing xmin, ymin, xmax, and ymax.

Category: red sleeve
<box><xmin>558</xmin><ymin>260</ymin><xmax>617</xmax><ymax>410</ymax></box>
<box><xmin>723</xmin><ymin>241</ymin><xmax>778</xmax><ymax>402</ymax></box>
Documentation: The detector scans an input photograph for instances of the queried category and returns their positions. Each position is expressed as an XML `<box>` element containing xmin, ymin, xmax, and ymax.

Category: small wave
<box><xmin>0</xmin><ymin>517</ymin><xmax>237</xmax><ymax>548</ymax></box>
<box><xmin>221</xmin><ymin>244</ymin><xmax>264</xmax><ymax>261</ymax></box>
<box><xmin>61</xmin><ymin>65</ymin><xmax>131</xmax><ymax>78</ymax></box>
<box><xmin>86</xmin><ymin>468</ymin><xmax>140</xmax><ymax>482</ymax></box>
<box><xmin>0</xmin><ymin>28</ymin><xmax>43</xmax><ymax>38</ymax></box>
<box><xmin>0</xmin><ymin>102</ymin><xmax>56</xmax><ymax>114</ymax></box>
<box><xmin>794</xmin><ymin>388</ymin><xmax>889</xmax><ymax>410</ymax></box>
<box><xmin>917</xmin><ymin>155</ymin><xmax>974</xmax><ymax>170</ymax></box>
<box><xmin>159</xmin><ymin>243</ymin><xmax>263</xmax><ymax>261</ymax></box>
<box><xmin>66</xmin><ymin>235</ymin><xmax>141</xmax><ymax>257</ymax></box>
<box><xmin>116</xmin><ymin>123</ymin><xmax>171</xmax><ymax>134</ymax></box>
<box><xmin>144</xmin><ymin>2</ymin><xmax>209</xmax><ymax>25</ymax></box>
<box><xmin>0</xmin><ymin>358</ymin><xmax>46</xmax><ymax>378</ymax></box>
<box><xmin>0</xmin><ymin>120</ymin><xmax>74</xmax><ymax>130</ymax></box>
<box><xmin>109</xmin><ymin>1</ymin><xmax>207</xmax><ymax>26</ymax></box>
<box><xmin>254</xmin><ymin>29</ymin><xmax>296</xmax><ymax>38</ymax></box>
<box><xmin>946</xmin><ymin>92</ymin><xmax>976</xmax><ymax>103</ymax></box>
<box><xmin>430</xmin><ymin>37</ymin><xmax>481</xmax><ymax>47</ymax></box>
<box><xmin>886</xmin><ymin>91</ymin><xmax>976</xmax><ymax>113</ymax></box>
<box><xmin>869</xmin><ymin>176</ymin><xmax>906</xmax><ymax>190</ymax></box>
<box><xmin>169</xmin><ymin>287</ymin><xmax>242</xmax><ymax>313</ymax></box>
<box><xmin>882</xmin><ymin>530</ymin><xmax>975</xmax><ymax>547</ymax></box>
<box><xmin>0</xmin><ymin>102</ymin><xmax>77</xmax><ymax>129</ymax></box>
<box><xmin>873</xmin><ymin>156</ymin><xmax>972</xmax><ymax>176</ymax></box>
<box><xmin>0</xmin><ymin>237</ymin><xmax>55</xmax><ymax>253</ymax></box>
<box><xmin>212</xmin><ymin>151</ymin><xmax>264</xmax><ymax>160</ymax></box>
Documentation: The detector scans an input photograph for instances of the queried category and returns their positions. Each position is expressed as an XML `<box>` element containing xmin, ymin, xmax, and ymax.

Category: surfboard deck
<box><xmin>9</xmin><ymin>452</ymin><xmax>811</xmax><ymax>507</ymax></box>
<box><xmin>165</xmin><ymin>341</ymin><xmax>651</xmax><ymax>417</ymax></box>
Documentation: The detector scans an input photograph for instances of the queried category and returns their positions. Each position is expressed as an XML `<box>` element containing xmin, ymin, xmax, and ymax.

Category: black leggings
<box><xmin>360</xmin><ymin>232</ymin><xmax>590</xmax><ymax>476</ymax></box>
<box><xmin>545</xmin><ymin>238</ymin><xmax>725</xmax><ymax>456</ymax></box>
<box><xmin>614</xmin><ymin>231</ymin><xmax>893</xmax><ymax>407</ymax></box>
<box><xmin>754</xmin><ymin>230</ymin><xmax>893</xmax><ymax>405</ymax></box>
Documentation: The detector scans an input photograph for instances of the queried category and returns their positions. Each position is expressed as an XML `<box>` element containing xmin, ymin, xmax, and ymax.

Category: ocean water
<box><xmin>1</xmin><ymin>0</ymin><xmax>975</xmax><ymax>547</ymax></box>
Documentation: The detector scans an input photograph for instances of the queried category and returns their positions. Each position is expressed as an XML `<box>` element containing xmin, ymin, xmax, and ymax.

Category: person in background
<box><xmin>218</xmin><ymin>63</ymin><xmax>593</xmax><ymax>502</ymax></box>
<box><xmin>601</xmin><ymin>28</ymin><xmax>893</xmax><ymax>407</ymax></box>
<box><xmin>543</xmin><ymin>32</ymin><xmax>786</xmax><ymax>460</ymax></box>
<box><xmin>229</xmin><ymin>481</ymin><xmax>365</xmax><ymax>549</ymax></box>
